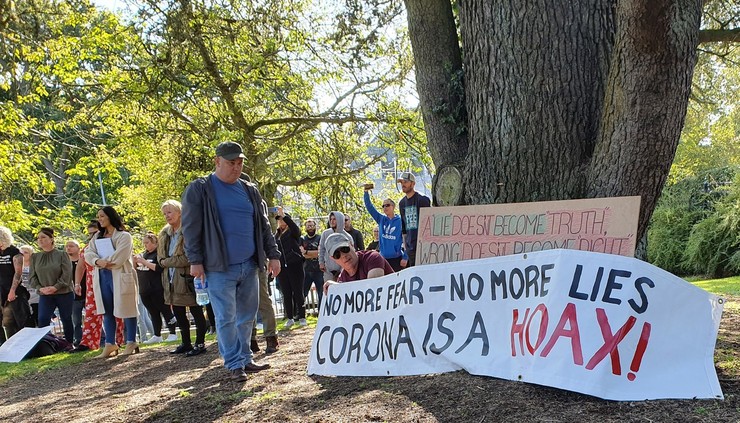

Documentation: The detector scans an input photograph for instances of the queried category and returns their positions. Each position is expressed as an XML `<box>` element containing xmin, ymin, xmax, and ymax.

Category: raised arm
<box><xmin>363</xmin><ymin>191</ymin><xmax>382</xmax><ymax>223</ymax></box>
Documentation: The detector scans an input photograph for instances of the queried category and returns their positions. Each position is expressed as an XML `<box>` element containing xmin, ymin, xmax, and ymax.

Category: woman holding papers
<box><xmin>29</xmin><ymin>228</ymin><xmax>73</xmax><ymax>342</ymax></box>
<box><xmin>84</xmin><ymin>206</ymin><xmax>139</xmax><ymax>358</ymax></box>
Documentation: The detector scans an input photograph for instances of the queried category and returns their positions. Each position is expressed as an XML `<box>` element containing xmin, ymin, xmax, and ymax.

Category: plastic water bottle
<box><xmin>194</xmin><ymin>276</ymin><xmax>210</xmax><ymax>305</ymax></box>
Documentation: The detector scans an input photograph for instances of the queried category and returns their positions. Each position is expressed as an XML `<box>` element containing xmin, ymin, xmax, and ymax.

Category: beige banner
<box><xmin>416</xmin><ymin>196</ymin><xmax>640</xmax><ymax>264</ymax></box>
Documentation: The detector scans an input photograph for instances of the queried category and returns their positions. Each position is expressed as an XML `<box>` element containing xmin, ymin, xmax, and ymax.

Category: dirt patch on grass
<box><xmin>1</xmin><ymin>298</ymin><xmax>739</xmax><ymax>423</ymax></box>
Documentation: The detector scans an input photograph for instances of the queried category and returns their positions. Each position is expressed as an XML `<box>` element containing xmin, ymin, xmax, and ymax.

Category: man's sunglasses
<box><xmin>333</xmin><ymin>246</ymin><xmax>351</xmax><ymax>259</ymax></box>
<box><xmin>382</xmin><ymin>204</ymin><xmax>393</xmax><ymax>208</ymax></box>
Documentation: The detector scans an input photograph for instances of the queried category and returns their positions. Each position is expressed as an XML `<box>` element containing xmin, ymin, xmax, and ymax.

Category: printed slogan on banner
<box><xmin>308</xmin><ymin>249</ymin><xmax>723</xmax><ymax>401</ymax></box>
<box><xmin>416</xmin><ymin>196</ymin><xmax>640</xmax><ymax>265</ymax></box>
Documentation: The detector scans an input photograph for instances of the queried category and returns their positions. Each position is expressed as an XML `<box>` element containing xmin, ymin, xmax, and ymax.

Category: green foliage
<box><xmin>0</xmin><ymin>0</ymin><xmax>425</xmax><ymax>240</ymax></box>
<box><xmin>649</xmin><ymin>33</ymin><xmax>739</xmax><ymax>276</ymax></box>
<box><xmin>683</xmin><ymin>172</ymin><xmax>740</xmax><ymax>278</ymax></box>
<box><xmin>0</xmin><ymin>0</ymin><xmax>135</xmax><ymax>235</ymax></box>
<box><xmin>649</xmin><ymin>168</ymin><xmax>738</xmax><ymax>275</ymax></box>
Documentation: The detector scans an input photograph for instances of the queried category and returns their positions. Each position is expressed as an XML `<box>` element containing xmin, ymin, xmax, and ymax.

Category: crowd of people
<box><xmin>0</xmin><ymin>141</ymin><xmax>431</xmax><ymax>383</ymax></box>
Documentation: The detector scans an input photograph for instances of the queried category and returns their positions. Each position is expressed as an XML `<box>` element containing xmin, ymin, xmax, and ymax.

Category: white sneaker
<box><xmin>143</xmin><ymin>335</ymin><xmax>163</xmax><ymax>344</ymax></box>
<box><xmin>298</xmin><ymin>318</ymin><xmax>307</xmax><ymax>326</ymax></box>
<box><xmin>283</xmin><ymin>319</ymin><xmax>295</xmax><ymax>329</ymax></box>
<box><xmin>165</xmin><ymin>334</ymin><xmax>178</xmax><ymax>342</ymax></box>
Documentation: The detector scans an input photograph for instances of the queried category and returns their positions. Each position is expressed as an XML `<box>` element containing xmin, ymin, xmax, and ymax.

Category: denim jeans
<box><xmin>303</xmin><ymin>270</ymin><xmax>324</xmax><ymax>311</ymax></box>
<box><xmin>100</xmin><ymin>269</ymin><xmax>137</xmax><ymax>344</ymax></box>
<box><xmin>72</xmin><ymin>299</ymin><xmax>85</xmax><ymax>346</ymax></box>
<box><xmin>137</xmin><ymin>299</ymin><xmax>154</xmax><ymax>341</ymax></box>
<box><xmin>206</xmin><ymin>260</ymin><xmax>259</xmax><ymax>370</ymax></box>
<box><xmin>38</xmin><ymin>292</ymin><xmax>75</xmax><ymax>343</ymax></box>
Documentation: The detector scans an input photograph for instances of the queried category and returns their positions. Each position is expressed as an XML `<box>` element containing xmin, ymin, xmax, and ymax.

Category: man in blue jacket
<box><xmin>182</xmin><ymin>141</ymin><xmax>281</xmax><ymax>383</ymax></box>
<box><xmin>363</xmin><ymin>187</ymin><xmax>407</xmax><ymax>271</ymax></box>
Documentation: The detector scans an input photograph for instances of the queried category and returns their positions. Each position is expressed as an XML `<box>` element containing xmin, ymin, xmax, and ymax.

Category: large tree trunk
<box><xmin>403</xmin><ymin>0</ymin><xmax>468</xmax><ymax>168</ymax></box>
<box><xmin>459</xmin><ymin>1</ymin><xmax>616</xmax><ymax>205</ymax></box>
<box><xmin>588</xmin><ymin>0</ymin><xmax>701</xmax><ymax>238</ymax></box>
<box><xmin>407</xmin><ymin>0</ymin><xmax>701</xmax><ymax>242</ymax></box>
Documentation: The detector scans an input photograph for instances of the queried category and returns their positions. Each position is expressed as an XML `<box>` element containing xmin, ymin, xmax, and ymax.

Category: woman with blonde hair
<box><xmin>84</xmin><ymin>206</ymin><xmax>139</xmax><ymax>358</ymax></box>
<box><xmin>158</xmin><ymin>200</ymin><xmax>208</xmax><ymax>356</ymax></box>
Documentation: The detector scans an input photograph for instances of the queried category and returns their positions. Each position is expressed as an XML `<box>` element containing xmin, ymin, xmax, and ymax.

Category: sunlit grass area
<box><xmin>689</xmin><ymin>275</ymin><xmax>740</xmax><ymax>296</ymax></box>
<box><xmin>0</xmin><ymin>314</ymin><xmax>320</xmax><ymax>384</ymax></box>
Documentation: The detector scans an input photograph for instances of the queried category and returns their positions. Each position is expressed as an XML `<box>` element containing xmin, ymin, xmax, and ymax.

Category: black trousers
<box><xmin>140</xmin><ymin>290</ymin><xmax>176</xmax><ymax>337</ymax></box>
<box><xmin>172</xmin><ymin>305</ymin><xmax>207</xmax><ymax>346</ymax></box>
<box><xmin>278</xmin><ymin>264</ymin><xmax>305</xmax><ymax>320</ymax></box>
<box><xmin>205</xmin><ymin>303</ymin><xmax>216</xmax><ymax>329</ymax></box>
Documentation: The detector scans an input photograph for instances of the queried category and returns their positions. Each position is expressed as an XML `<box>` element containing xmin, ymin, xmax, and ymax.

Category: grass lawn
<box><xmin>0</xmin><ymin>315</ymin><xmax>319</xmax><ymax>384</ymax></box>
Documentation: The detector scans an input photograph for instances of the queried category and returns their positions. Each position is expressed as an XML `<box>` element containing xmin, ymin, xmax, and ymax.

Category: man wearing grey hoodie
<box><xmin>317</xmin><ymin>211</ymin><xmax>353</xmax><ymax>282</ymax></box>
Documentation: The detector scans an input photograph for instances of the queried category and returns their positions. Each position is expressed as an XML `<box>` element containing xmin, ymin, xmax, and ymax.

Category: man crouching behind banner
<box><xmin>323</xmin><ymin>233</ymin><xmax>394</xmax><ymax>294</ymax></box>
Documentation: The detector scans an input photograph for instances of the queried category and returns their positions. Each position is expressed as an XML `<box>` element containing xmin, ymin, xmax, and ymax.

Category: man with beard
<box><xmin>397</xmin><ymin>172</ymin><xmax>431</xmax><ymax>267</ymax></box>
<box><xmin>300</xmin><ymin>219</ymin><xmax>323</xmax><ymax>312</ymax></box>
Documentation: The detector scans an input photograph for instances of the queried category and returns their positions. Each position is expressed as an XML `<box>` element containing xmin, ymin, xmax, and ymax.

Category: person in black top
<box><xmin>0</xmin><ymin>226</ymin><xmax>21</xmax><ymax>344</ymax></box>
<box><xmin>274</xmin><ymin>207</ymin><xmax>305</xmax><ymax>328</ymax></box>
<box><xmin>300</xmin><ymin>219</ymin><xmax>323</xmax><ymax>312</ymax></box>
<box><xmin>134</xmin><ymin>232</ymin><xmax>177</xmax><ymax>344</ymax></box>
<box><xmin>344</xmin><ymin>215</ymin><xmax>365</xmax><ymax>251</ymax></box>
<box><xmin>397</xmin><ymin>172</ymin><xmax>431</xmax><ymax>267</ymax></box>
<box><xmin>366</xmin><ymin>226</ymin><xmax>380</xmax><ymax>252</ymax></box>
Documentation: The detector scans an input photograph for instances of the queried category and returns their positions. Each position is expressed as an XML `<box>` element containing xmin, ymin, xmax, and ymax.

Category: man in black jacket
<box><xmin>182</xmin><ymin>142</ymin><xmax>281</xmax><ymax>383</ymax></box>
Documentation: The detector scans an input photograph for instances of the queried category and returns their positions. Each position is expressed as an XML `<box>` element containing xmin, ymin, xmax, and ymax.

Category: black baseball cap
<box><xmin>215</xmin><ymin>142</ymin><xmax>246</xmax><ymax>160</ymax></box>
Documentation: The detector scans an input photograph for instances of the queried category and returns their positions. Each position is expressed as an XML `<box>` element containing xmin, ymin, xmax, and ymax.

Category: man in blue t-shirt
<box><xmin>397</xmin><ymin>172</ymin><xmax>431</xmax><ymax>267</ymax></box>
<box><xmin>182</xmin><ymin>142</ymin><xmax>281</xmax><ymax>383</ymax></box>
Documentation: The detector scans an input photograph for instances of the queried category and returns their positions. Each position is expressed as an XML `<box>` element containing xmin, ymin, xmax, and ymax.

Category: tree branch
<box><xmin>249</xmin><ymin>115</ymin><xmax>388</xmax><ymax>132</ymax></box>
<box><xmin>274</xmin><ymin>149</ymin><xmax>388</xmax><ymax>187</ymax></box>
<box><xmin>699</xmin><ymin>28</ymin><xmax>740</xmax><ymax>43</ymax></box>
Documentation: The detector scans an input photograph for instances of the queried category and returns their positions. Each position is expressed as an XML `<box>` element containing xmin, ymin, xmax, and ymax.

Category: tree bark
<box><xmin>588</xmin><ymin>0</ymin><xmax>702</xmax><ymax>240</ymax></box>
<box><xmin>459</xmin><ymin>0</ymin><xmax>616</xmax><ymax>205</ymax></box>
<box><xmin>405</xmin><ymin>0</ymin><xmax>703</xmax><ymax>242</ymax></box>
<box><xmin>403</xmin><ymin>0</ymin><xmax>468</xmax><ymax>168</ymax></box>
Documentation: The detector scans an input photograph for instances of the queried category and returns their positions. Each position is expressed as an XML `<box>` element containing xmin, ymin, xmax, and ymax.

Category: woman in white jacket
<box><xmin>84</xmin><ymin>206</ymin><xmax>139</xmax><ymax>358</ymax></box>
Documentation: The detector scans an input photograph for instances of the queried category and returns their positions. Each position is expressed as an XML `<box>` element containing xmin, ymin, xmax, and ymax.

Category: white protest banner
<box><xmin>416</xmin><ymin>196</ymin><xmax>640</xmax><ymax>264</ymax></box>
<box><xmin>308</xmin><ymin>249</ymin><xmax>723</xmax><ymax>401</ymax></box>
<box><xmin>0</xmin><ymin>326</ymin><xmax>52</xmax><ymax>363</ymax></box>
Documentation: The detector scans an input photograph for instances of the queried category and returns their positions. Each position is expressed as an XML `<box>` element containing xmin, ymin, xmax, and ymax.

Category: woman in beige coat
<box><xmin>84</xmin><ymin>206</ymin><xmax>139</xmax><ymax>358</ymax></box>
<box><xmin>158</xmin><ymin>200</ymin><xmax>208</xmax><ymax>357</ymax></box>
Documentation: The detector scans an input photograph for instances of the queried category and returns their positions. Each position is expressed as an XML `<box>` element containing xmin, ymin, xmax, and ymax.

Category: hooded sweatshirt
<box><xmin>364</xmin><ymin>191</ymin><xmax>407</xmax><ymax>261</ymax></box>
<box><xmin>318</xmin><ymin>211</ymin><xmax>353</xmax><ymax>274</ymax></box>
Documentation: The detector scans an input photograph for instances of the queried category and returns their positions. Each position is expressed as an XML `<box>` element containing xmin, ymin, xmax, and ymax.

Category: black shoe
<box><xmin>244</xmin><ymin>361</ymin><xmax>270</xmax><ymax>373</ymax></box>
<box><xmin>265</xmin><ymin>336</ymin><xmax>279</xmax><ymax>354</ymax></box>
<box><xmin>228</xmin><ymin>368</ymin><xmax>248</xmax><ymax>382</ymax></box>
<box><xmin>71</xmin><ymin>345</ymin><xmax>90</xmax><ymax>353</ymax></box>
<box><xmin>250</xmin><ymin>339</ymin><xmax>260</xmax><ymax>353</ymax></box>
<box><xmin>170</xmin><ymin>344</ymin><xmax>193</xmax><ymax>354</ymax></box>
<box><xmin>185</xmin><ymin>344</ymin><xmax>207</xmax><ymax>357</ymax></box>
<box><xmin>207</xmin><ymin>326</ymin><xmax>217</xmax><ymax>335</ymax></box>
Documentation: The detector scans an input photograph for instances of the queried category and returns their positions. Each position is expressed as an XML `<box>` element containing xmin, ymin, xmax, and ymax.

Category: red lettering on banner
<box><xmin>510</xmin><ymin>304</ymin><xmax>549</xmax><ymax>356</ymax></box>
<box><xmin>627</xmin><ymin>322</ymin><xmax>651</xmax><ymax>381</ymax></box>
<box><xmin>510</xmin><ymin>308</ymin><xmax>529</xmax><ymax>356</ymax></box>
<box><xmin>540</xmin><ymin>303</ymin><xmax>583</xmax><ymax>365</ymax></box>
<box><xmin>584</xmin><ymin>308</ymin><xmax>637</xmax><ymax>374</ymax></box>
<box><xmin>526</xmin><ymin>304</ymin><xmax>548</xmax><ymax>354</ymax></box>
<box><xmin>510</xmin><ymin>303</ymin><xmax>652</xmax><ymax>381</ymax></box>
